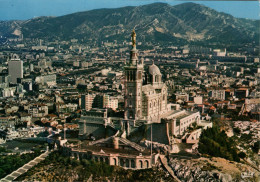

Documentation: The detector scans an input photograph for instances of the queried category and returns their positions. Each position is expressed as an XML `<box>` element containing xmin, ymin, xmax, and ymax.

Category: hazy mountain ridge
<box><xmin>0</xmin><ymin>2</ymin><xmax>258</xmax><ymax>45</ymax></box>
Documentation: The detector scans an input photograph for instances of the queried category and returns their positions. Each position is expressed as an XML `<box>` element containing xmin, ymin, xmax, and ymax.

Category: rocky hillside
<box><xmin>168</xmin><ymin>157</ymin><xmax>259</xmax><ymax>182</ymax></box>
<box><xmin>0</xmin><ymin>3</ymin><xmax>258</xmax><ymax>45</ymax></box>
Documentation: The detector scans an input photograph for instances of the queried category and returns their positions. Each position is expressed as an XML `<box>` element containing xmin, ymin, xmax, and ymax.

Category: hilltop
<box><xmin>0</xmin><ymin>2</ymin><xmax>258</xmax><ymax>46</ymax></box>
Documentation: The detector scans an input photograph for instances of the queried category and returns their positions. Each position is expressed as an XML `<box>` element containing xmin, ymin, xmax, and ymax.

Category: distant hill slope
<box><xmin>0</xmin><ymin>2</ymin><xmax>258</xmax><ymax>45</ymax></box>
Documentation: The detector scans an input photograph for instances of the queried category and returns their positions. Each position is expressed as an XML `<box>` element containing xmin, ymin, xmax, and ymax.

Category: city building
<box><xmin>81</xmin><ymin>94</ymin><xmax>96</xmax><ymax>111</ymax></box>
<box><xmin>103</xmin><ymin>94</ymin><xmax>118</xmax><ymax>110</ymax></box>
<box><xmin>8</xmin><ymin>56</ymin><xmax>23</xmax><ymax>84</ymax></box>
<box><xmin>208</xmin><ymin>88</ymin><xmax>226</xmax><ymax>100</ymax></box>
<box><xmin>35</xmin><ymin>74</ymin><xmax>56</xmax><ymax>86</ymax></box>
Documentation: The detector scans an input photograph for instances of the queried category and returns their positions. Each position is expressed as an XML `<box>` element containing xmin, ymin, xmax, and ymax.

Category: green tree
<box><xmin>198</xmin><ymin>126</ymin><xmax>239</xmax><ymax>162</ymax></box>
<box><xmin>252</xmin><ymin>141</ymin><xmax>260</xmax><ymax>153</ymax></box>
<box><xmin>238</xmin><ymin>152</ymin><xmax>246</xmax><ymax>159</ymax></box>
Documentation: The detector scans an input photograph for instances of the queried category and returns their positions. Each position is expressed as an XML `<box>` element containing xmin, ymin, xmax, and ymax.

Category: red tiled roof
<box><xmin>47</xmin><ymin>114</ymin><xmax>57</xmax><ymax>118</ymax></box>
<box><xmin>237</xmin><ymin>88</ymin><xmax>248</xmax><ymax>91</ymax></box>
<box><xmin>210</xmin><ymin>106</ymin><xmax>216</xmax><ymax>110</ymax></box>
<box><xmin>250</xmin><ymin>119</ymin><xmax>258</xmax><ymax>122</ymax></box>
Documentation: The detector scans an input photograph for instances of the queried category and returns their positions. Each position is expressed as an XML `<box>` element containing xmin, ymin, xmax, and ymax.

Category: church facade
<box><xmin>124</xmin><ymin>29</ymin><xmax>169</xmax><ymax>124</ymax></box>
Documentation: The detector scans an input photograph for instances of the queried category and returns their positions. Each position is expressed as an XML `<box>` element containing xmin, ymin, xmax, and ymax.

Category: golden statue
<box><xmin>131</xmin><ymin>29</ymin><xmax>136</xmax><ymax>47</ymax></box>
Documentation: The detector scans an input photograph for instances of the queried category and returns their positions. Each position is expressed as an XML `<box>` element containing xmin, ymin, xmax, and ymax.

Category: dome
<box><xmin>148</xmin><ymin>64</ymin><xmax>161</xmax><ymax>75</ymax></box>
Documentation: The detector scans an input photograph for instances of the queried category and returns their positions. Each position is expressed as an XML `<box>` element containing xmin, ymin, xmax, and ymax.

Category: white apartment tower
<box><xmin>8</xmin><ymin>55</ymin><xmax>23</xmax><ymax>84</ymax></box>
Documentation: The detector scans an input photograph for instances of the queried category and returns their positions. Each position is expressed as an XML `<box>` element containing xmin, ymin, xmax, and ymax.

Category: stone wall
<box><xmin>63</xmin><ymin>147</ymin><xmax>152</xmax><ymax>170</ymax></box>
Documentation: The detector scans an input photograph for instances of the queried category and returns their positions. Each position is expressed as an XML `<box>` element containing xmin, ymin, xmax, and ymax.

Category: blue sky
<box><xmin>0</xmin><ymin>0</ymin><xmax>259</xmax><ymax>20</ymax></box>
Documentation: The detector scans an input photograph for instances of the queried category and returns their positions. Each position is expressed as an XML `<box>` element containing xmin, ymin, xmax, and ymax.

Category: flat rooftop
<box><xmin>161</xmin><ymin>110</ymin><xmax>196</xmax><ymax>120</ymax></box>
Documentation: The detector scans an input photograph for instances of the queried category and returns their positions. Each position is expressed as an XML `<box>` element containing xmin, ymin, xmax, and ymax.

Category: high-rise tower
<box><xmin>124</xmin><ymin>29</ymin><xmax>144</xmax><ymax>120</ymax></box>
<box><xmin>8</xmin><ymin>55</ymin><xmax>23</xmax><ymax>84</ymax></box>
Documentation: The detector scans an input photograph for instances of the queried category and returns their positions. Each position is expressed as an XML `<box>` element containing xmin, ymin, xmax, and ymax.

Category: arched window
<box><xmin>131</xmin><ymin>160</ymin><xmax>135</xmax><ymax>168</ymax></box>
<box><xmin>120</xmin><ymin>159</ymin><xmax>124</xmax><ymax>167</ymax></box>
<box><xmin>113</xmin><ymin>158</ymin><xmax>117</xmax><ymax>165</ymax></box>
<box><xmin>145</xmin><ymin>160</ymin><xmax>149</xmax><ymax>168</ymax></box>
<box><xmin>127</xmin><ymin>71</ymin><xmax>129</xmax><ymax>81</ymax></box>
<box><xmin>126</xmin><ymin>159</ymin><xmax>129</xmax><ymax>168</ymax></box>
<box><xmin>129</xmin><ymin>111</ymin><xmax>133</xmax><ymax>119</ymax></box>
<box><xmin>105</xmin><ymin>158</ymin><xmax>109</xmax><ymax>164</ymax></box>
<box><xmin>139</xmin><ymin>160</ymin><xmax>143</xmax><ymax>169</ymax></box>
<box><xmin>100</xmin><ymin>157</ymin><xmax>103</xmax><ymax>162</ymax></box>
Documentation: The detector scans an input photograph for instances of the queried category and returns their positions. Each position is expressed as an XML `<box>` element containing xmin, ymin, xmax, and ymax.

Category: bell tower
<box><xmin>124</xmin><ymin>29</ymin><xmax>143</xmax><ymax>120</ymax></box>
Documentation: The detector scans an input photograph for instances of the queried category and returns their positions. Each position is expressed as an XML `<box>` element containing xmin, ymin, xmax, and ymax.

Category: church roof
<box><xmin>142</xmin><ymin>85</ymin><xmax>154</xmax><ymax>92</ymax></box>
<box><xmin>142</xmin><ymin>84</ymin><xmax>165</xmax><ymax>93</ymax></box>
<box><xmin>148</xmin><ymin>63</ymin><xmax>161</xmax><ymax>75</ymax></box>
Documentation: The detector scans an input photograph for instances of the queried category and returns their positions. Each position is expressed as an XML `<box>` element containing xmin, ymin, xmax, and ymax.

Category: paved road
<box><xmin>0</xmin><ymin>150</ymin><xmax>51</xmax><ymax>182</ymax></box>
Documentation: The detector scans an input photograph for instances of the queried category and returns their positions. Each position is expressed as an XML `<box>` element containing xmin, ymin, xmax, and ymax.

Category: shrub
<box><xmin>238</xmin><ymin>152</ymin><xmax>246</xmax><ymax>159</ymax></box>
<box><xmin>198</xmin><ymin>126</ymin><xmax>239</xmax><ymax>162</ymax></box>
<box><xmin>252</xmin><ymin>141</ymin><xmax>260</xmax><ymax>153</ymax></box>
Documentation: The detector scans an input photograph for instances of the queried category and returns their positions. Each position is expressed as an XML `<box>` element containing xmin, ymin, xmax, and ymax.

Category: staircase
<box><xmin>119</xmin><ymin>137</ymin><xmax>145</xmax><ymax>152</ymax></box>
<box><xmin>106</xmin><ymin>123</ymin><xmax>116</xmax><ymax>130</ymax></box>
<box><xmin>1</xmin><ymin>150</ymin><xmax>52</xmax><ymax>182</ymax></box>
<box><xmin>89</xmin><ymin>137</ymin><xmax>111</xmax><ymax>146</ymax></box>
<box><xmin>89</xmin><ymin>131</ymin><xmax>119</xmax><ymax>146</ymax></box>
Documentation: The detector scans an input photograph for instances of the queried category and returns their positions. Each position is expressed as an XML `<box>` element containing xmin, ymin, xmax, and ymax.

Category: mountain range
<box><xmin>0</xmin><ymin>2</ymin><xmax>259</xmax><ymax>46</ymax></box>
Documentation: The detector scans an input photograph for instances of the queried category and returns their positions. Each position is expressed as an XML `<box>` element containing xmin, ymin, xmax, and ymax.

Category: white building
<box><xmin>213</xmin><ymin>49</ymin><xmax>226</xmax><ymax>57</ymax></box>
<box><xmin>35</xmin><ymin>74</ymin><xmax>56</xmax><ymax>85</ymax></box>
<box><xmin>162</xmin><ymin>110</ymin><xmax>200</xmax><ymax>136</ymax></box>
<box><xmin>1</xmin><ymin>87</ymin><xmax>16</xmax><ymax>97</ymax></box>
<box><xmin>194</xmin><ymin>96</ymin><xmax>203</xmax><ymax>104</ymax></box>
<box><xmin>8</xmin><ymin>58</ymin><xmax>23</xmax><ymax>84</ymax></box>
<box><xmin>103</xmin><ymin>95</ymin><xmax>118</xmax><ymax>111</ymax></box>
<box><xmin>28</xmin><ymin>104</ymin><xmax>48</xmax><ymax>117</ymax></box>
<box><xmin>208</xmin><ymin>88</ymin><xmax>226</xmax><ymax>100</ymax></box>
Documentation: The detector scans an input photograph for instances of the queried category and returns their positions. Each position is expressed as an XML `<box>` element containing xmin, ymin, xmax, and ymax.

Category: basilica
<box><xmin>124</xmin><ymin>29</ymin><xmax>169</xmax><ymax>123</ymax></box>
<box><xmin>79</xmin><ymin>30</ymin><xmax>201</xmax><ymax>141</ymax></box>
<box><xmin>69</xmin><ymin>30</ymin><xmax>209</xmax><ymax>169</ymax></box>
